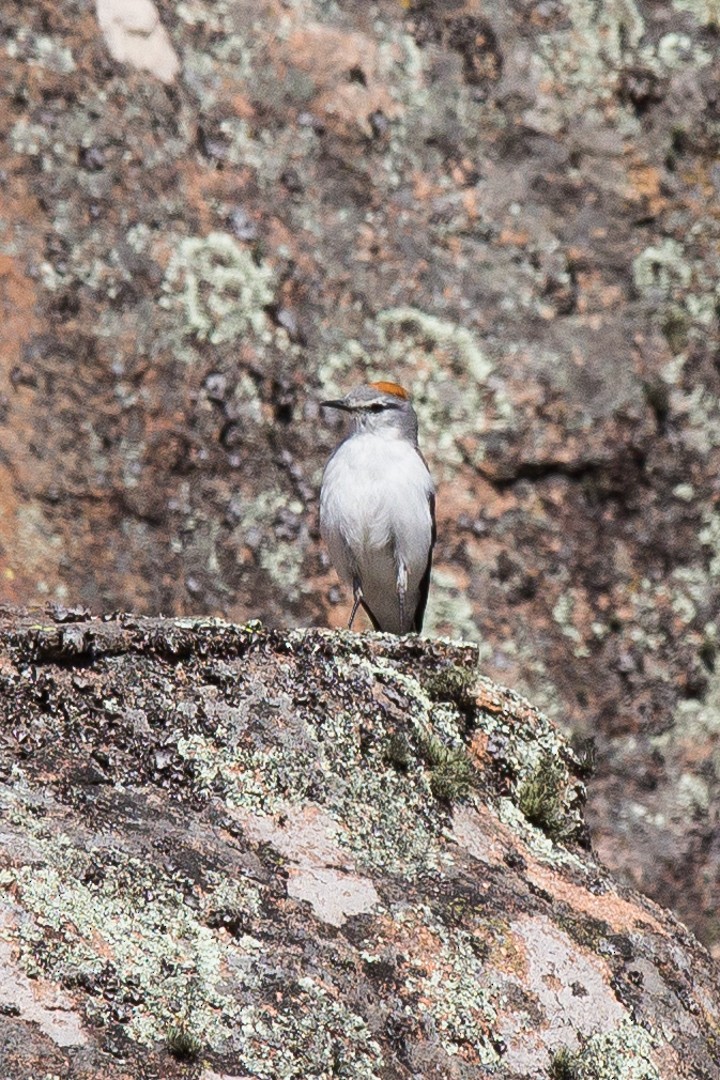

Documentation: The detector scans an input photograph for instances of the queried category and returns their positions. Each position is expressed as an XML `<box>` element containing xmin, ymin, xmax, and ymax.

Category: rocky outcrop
<box><xmin>1</xmin><ymin>0</ymin><xmax>720</xmax><ymax>956</ymax></box>
<box><xmin>0</xmin><ymin>608</ymin><xmax>717</xmax><ymax>1078</ymax></box>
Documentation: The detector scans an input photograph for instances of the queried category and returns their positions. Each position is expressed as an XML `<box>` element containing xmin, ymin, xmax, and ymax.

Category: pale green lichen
<box><xmin>656</xmin><ymin>31</ymin><xmax>712</xmax><ymax>68</ymax></box>
<box><xmin>6</xmin><ymin>29</ymin><xmax>76</xmax><ymax>73</ymax></box>
<box><xmin>516</xmin><ymin>656</ymin><xmax>568</xmax><ymax>727</ymax></box>
<box><xmin>231</xmin><ymin>983</ymin><xmax>385</xmax><ymax>1078</ymax></box>
<box><xmin>633</xmin><ymin>239</ymin><xmax>692</xmax><ymax>297</ymax></box>
<box><xmin>619</xmin><ymin>568</ymin><xmax>716</xmax><ymax>659</ymax></box>
<box><xmin>552</xmin><ymin>592</ymin><xmax>590</xmax><ymax>658</ymax></box>
<box><xmin>230</xmin><ymin>490</ymin><xmax>307</xmax><ymax>600</ymax></box>
<box><xmin>10</xmin><ymin>119</ymin><xmax>51</xmax><ymax>156</ymax></box>
<box><xmin>673</xmin><ymin>0</ymin><xmax>720</xmax><ymax>26</ymax></box>
<box><xmin>365</xmin><ymin>905</ymin><xmax>501</xmax><ymax>1066</ymax></box>
<box><xmin>259</xmin><ymin>541</ymin><xmax>305</xmax><ymax>598</ymax></box>
<box><xmin>176</xmin><ymin>655</ymin><xmax>450</xmax><ymax>878</ymax></box>
<box><xmin>675</xmin><ymin>771</ymin><xmax>711</xmax><ymax>813</ymax></box>
<box><xmin>4</xmin><ymin>835</ymin><xmax>250</xmax><ymax>1050</ymax></box>
<box><xmin>560</xmin><ymin>1020</ymin><xmax>661</xmax><ymax>1079</ymax></box>
<box><xmin>465</xmin><ymin>685</ymin><xmax>586</xmax><ymax>863</ymax></box>
<box><xmin>672</xmin><ymin>483</ymin><xmax>695</xmax><ymax>502</ymax></box>
<box><xmin>633</xmin><ymin>238</ymin><xmax>720</xmax><ymax>345</ymax></box>
<box><xmin>664</xmin><ymin>669</ymin><xmax>720</xmax><ymax>743</ymax></box>
<box><xmin>497</xmin><ymin>796</ymin><xmax>585</xmax><ymax>870</ymax></box>
<box><xmin>530</xmin><ymin>0</ymin><xmax>645</xmax><ymax>132</ymax></box>
<box><xmin>700</xmin><ymin>508</ymin><xmax>720</xmax><ymax>575</ymax></box>
<box><xmin>160</xmin><ymin>232</ymin><xmax>274</xmax><ymax>345</ymax></box>
<box><xmin>0</xmin><ymin>797</ymin><xmax>386</xmax><ymax>1074</ymax></box>
<box><xmin>668</xmin><ymin>566</ymin><xmax>710</xmax><ymax>624</ymax></box>
<box><xmin>538</xmin><ymin>0</ymin><xmax>645</xmax><ymax>92</ymax></box>
<box><xmin>177</xmin><ymin>647</ymin><xmax>567</xmax><ymax>882</ymax></box>
<box><xmin>531</xmin><ymin>0</ymin><xmax>712</xmax><ymax>138</ymax></box>
<box><xmin>205</xmin><ymin>871</ymin><xmax>263</xmax><ymax>923</ymax></box>
<box><xmin>423</xmin><ymin>569</ymin><xmax>484</xmax><ymax>644</ymax></box>
<box><xmin>374</xmin><ymin>660</ymin><xmax>585</xmax><ymax>864</ymax></box>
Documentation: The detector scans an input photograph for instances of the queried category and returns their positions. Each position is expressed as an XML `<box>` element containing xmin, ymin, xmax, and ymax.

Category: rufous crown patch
<box><xmin>369</xmin><ymin>380</ymin><xmax>409</xmax><ymax>400</ymax></box>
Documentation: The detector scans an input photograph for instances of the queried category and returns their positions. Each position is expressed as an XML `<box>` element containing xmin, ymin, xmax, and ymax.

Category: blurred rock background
<box><xmin>0</xmin><ymin>0</ymin><xmax>719</xmax><ymax>954</ymax></box>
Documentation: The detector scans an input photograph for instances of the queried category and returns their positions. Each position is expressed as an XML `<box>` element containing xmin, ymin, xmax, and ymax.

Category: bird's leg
<box><xmin>396</xmin><ymin>561</ymin><xmax>408</xmax><ymax>634</ymax></box>
<box><xmin>349</xmin><ymin>576</ymin><xmax>364</xmax><ymax>629</ymax></box>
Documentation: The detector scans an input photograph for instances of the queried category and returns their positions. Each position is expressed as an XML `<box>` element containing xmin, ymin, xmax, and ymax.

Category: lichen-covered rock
<box><xmin>1</xmin><ymin>0</ymin><xmax>720</xmax><ymax>960</ymax></box>
<box><xmin>0</xmin><ymin>609</ymin><xmax>717</xmax><ymax>1078</ymax></box>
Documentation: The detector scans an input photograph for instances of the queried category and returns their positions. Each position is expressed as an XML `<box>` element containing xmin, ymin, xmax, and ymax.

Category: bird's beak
<box><xmin>321</xmin><ymin>398</ymin><xmax>351</xmax><ymax>411</ymax></box>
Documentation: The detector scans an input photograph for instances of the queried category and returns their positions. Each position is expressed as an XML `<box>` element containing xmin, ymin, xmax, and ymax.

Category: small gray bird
<box><xmin>319</xmin><ymin>381</ymin><xmax>436</xmax><ymax>634</ymax></box>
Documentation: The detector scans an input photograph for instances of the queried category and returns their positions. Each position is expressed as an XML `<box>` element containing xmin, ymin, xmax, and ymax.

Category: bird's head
<box><xmin>321</xmin><ymin>381</ymin><xmax>418</xmax><ymax>442</ymax></box>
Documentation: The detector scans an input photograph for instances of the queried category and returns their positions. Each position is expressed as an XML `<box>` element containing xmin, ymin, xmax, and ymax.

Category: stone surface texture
<box><xmin>0</xmin><ymin>0</ymin><xmax>719</xmax><ymax>958</ymax></box>
<box><xmin>0</xmin><ymin>609</ymin><xmax>718</xmax><ymax>1078</ymax></box>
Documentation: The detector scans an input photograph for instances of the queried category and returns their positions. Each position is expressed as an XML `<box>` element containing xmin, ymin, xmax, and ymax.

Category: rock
<box><xmin>1</xmin><ymin>0</ymin><xmax>720</xmax><ymax>960</ymax></box>
<box><xmin>96</xmin><ymin>0</ymin><xmax>180</xmax><ymax>84</ymax></box>
<box><xmin>0</xmin><ymin>608</ymin><xmax>717</xmax><ymax>1078</ymax></box>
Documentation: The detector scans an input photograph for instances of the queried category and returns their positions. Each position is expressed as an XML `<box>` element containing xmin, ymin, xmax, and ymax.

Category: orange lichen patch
<box><xmin>444</xmin><ymin>237</ymin><xmax>463</xmax><ymax>260</ymax></box>
<box><xmin>461</xmin><ymin>187</ymin><xmax>480</xmax><ymax>219</ymax></box>
<box><xmin>525</xmin><ymin>857</ymin><xmax>664</xmax><ymax>935</ymax></box>
<box><xmin>411</xmin><ymin>171</ymin><xmax>440</xmax><ymax>202</ymax></box>
<box><xmin>369</xmin><ymin>381</ymin><xmax>409</xmax><ymax>399</ymax></box>
<box><xmin>0</xmin><ymin>253</ymin><xmax>39</xmax><ymax>373</ymax></box>
<box><xmin>373</xmin><ymin>911</ymin><xmax>443</xmax><ymax>963</ymax></box>
<box><xmin>177</xmin><ymin>166</ymin><xmax>245</xmax><ymax>238</ymax></box>
<box><xmin>575</xmin><ymin>273</ymin><xmax>624</xmax><ymax>314</ymax></box>
<box><xmin>277</xmin><ymin>22</ymin><xmax>400</xmax><ymax>138</ymax></box>
<box><xmin>676</xmin><ymin>163</ymin><xmax>720</xmax><ymax>218</ymax></box>
<box><xmin>475</xmin><ymin>688</ymin><xmax>506</xmax><ymax>715</ymax></box>
<box><xmin>433</xmin><ymin>474</ymin><xmax>487</xmax><ymax>519</ymax></box>
<box><xmin>625</xmin><ymin>161</ymin><xmax>666</xmax><ymax>216</ymax></box>
<box><xmin>453</xmin><ymin>798</ymin><xmax>664</xmax><ymax>938</ymax></box>
<box><xmin>229</xmin><ymin>92</ymin><xmax>255</xmax><ymax>121</ymax></box>
<box><xmin>469</xmin><ymin>730</ymin><xmax>490</xmax><ymax>766</ymax></box>
<box><xmin>499</xmin><ymin>227</ymin><xmax>531</xmax><ymax>247</ymax></box>
<box><xmin>666</xmin><ymin>735</ymin><xmax>716</xmax><ymax>769</ymax></box>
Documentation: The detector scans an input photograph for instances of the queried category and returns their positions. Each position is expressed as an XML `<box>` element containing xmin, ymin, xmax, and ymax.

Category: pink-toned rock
<box><xmin>0</xmin><ymin>611</ymin><xmax>715</xmax><ymax>1078</ymax></box>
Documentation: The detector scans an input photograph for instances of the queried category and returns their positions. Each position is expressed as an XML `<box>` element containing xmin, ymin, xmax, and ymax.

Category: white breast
<box><xmin>320</xmin><ymin>432</ymin><xmax>434</xmax><ymax>632</ymax></box>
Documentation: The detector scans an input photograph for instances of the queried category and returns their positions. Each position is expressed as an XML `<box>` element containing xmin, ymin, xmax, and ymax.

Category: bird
<box><xmin>319</xmin><ymin>381</ymin><xmax>436</xmax><ymax>634</ymax></box>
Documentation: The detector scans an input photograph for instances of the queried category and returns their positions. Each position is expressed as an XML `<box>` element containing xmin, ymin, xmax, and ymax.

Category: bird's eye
<box><xmin>369</xmin><ymin>403</ymin><xmax>384</xmax><ymax>412</ymax></box>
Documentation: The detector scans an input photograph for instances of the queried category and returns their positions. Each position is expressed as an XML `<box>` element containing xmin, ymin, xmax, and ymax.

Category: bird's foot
<box><xmin>349</xmin><ymin>578</ymin><xmax>364</xmax><ymax>630</ymax></box>
<box><xmin>397</xmin><ymin>561</ymin><xmax>408</xmax><ymax>634</ymax></box>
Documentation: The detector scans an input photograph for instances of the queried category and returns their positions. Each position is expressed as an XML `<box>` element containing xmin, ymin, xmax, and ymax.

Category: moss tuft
<box><xmin>419</xmin><ymin>732</ymin><xmax>475</xmax><ymax>802</ymax></box>
<box><xmin>550</xmin><ymin>1045</ymin><xmax>581</xmax><ymax>1079</ymax></box>
<box><xmin>516</xmin><ymin>756</ymin><xmax>570</xmax><ymax>840</ymax></box>
<box><xmin>385</xmin><ymin>731</ymin><xmax>413</xmax><ymax>771</ymax></box>
<box><xmin>569</xmin><ymin>734</ymin><xmax>597</xmax><ymax>780</ymax></box>
<box><xmin>166</xmin><ymin>1020</ymin><xmax>203</xmax><ymax>1061</ymax></box>
<box><xmin>423</xmin><ymin>665</ymin><xmax>478</xmax><ymax>713</ymax></box>
<box><xmin>662</xmin><ymin>309</ymin><xmax>690</xmax><ymax>354</ymax></box>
